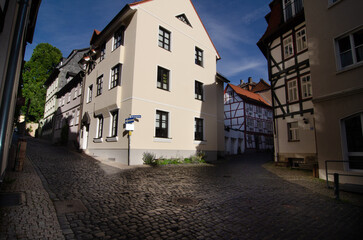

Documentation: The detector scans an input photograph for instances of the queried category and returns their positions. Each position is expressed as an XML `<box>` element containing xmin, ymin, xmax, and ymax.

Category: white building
<box><xmin>257</xmin><ymin>0</ymin><xmax>317</xmax><ymax>167</ymax></box>
<box><xmin>80</xmin><ymin>0</ymin><xmax>227</xmax><ymax>165</ymax></box>
<box><xmin>224</xmin><ymin>84</ymin><xmax>273</xmax><ymax>155</ymax></box>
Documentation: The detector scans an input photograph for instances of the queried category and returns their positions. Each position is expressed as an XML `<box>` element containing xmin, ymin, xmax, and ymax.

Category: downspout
<box><xmin>0</xmin><ymin>0</ymin><xmax>31</xmax><ymax>178</ymax></box>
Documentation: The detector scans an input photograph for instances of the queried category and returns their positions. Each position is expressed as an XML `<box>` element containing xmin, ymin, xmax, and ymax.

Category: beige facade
<box><xmin>305</xmin><ymin>0</ymin><xmax>363</xmax><ymax>184</ymax></box>
<box><xmin>0</xmin><ymin>0</ymin><xmax>41</xmax><ymax>179</ymax></box>
<box><xmin>80</xmin><ymin>0</ymin><xmax>225</xmax><ymax>165</ymax></box>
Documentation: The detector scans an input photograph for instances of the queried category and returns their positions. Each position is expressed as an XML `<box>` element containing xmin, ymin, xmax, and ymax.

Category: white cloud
<box><xmin>218</xmin><ymin>58</ymin><xmax>266</xmax><ymax>77</ymax></box>
<box><xmin>241</xmin><ymin>6</ymin><xmax>269</xmax><ymax>25</ymax></box>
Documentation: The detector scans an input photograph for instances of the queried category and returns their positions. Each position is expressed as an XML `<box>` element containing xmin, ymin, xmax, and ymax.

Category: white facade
<box><xmin>80</xmin><ymin>0</ymin><xmax>225</xmax><ymax>165</ymax></box>
<box><xmin>224</xmin><ymin>84</ymin><xmax>273</xmax><ymax>155</ymax></box>
<box><xmin>258</xmin><ymin>0</ymin><xmax>317</xmax><ymax>166</ymax></box>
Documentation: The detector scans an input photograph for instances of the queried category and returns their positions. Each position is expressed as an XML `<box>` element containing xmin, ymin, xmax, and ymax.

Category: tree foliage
<box><xmin>22</xmin><ymin>43</ymin><xmax>62</xmax><ymax>122</ymax></box>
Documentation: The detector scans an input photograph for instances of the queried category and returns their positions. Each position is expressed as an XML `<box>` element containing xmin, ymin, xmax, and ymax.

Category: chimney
<box><xmin>248</xmin><ymin>77</ymin><xmax>252</xmax><ymax>84</ymax></box>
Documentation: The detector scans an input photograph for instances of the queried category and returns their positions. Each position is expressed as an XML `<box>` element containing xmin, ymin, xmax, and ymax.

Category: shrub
<box><xmin>143</xmin><ymin>152</ymin><xmax>156</xmax><ymax>166</ymax></box>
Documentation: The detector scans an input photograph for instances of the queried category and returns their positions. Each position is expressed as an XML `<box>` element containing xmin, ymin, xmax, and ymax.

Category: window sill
<box><xmin>106</xmin><ymin>136</ymin><xmax>118</xmax><ymax>142</ymax></box>
<box><xmin>336</xmin><ymin>61</ymin><xmax>363</xmax><ymax>75</ymax></box>
<box><xmin>194</xmin><ymin>140</ymin><xmax>206</xmax><ymax>145</ymax></box>
<box><xmin>288</xmin><ymin>140</ymin><xmax>300</xmax><ymax>142</ymax></box>
<box><xmin>153</xmin><ymin>137</ymin><xmax>172</xmax><ymax>143</ymax></box>
<box><xmin>93</xmin><ymin>138</ymin><xmax>103</xmax><ymax>143</ymax></box>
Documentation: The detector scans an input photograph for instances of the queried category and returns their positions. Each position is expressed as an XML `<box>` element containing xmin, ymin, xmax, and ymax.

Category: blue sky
<box><xmin>25</xmin><ymin>0</ymin><xmax>270</xmax><ymax>86</ymax></box>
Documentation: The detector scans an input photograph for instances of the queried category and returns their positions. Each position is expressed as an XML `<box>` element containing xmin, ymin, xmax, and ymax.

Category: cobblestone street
<box><xmin>1</xmin><ymin>138</ymin><xmax>363</xmax><ymax>239</ymax></box>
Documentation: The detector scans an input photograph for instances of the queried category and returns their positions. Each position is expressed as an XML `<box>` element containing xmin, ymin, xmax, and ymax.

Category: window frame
<box><xmin>87</xmin><ymin>84</ymin><xmax>93</xmax><ymax>103</ymax></box>
<box><xmin>195</xmin><ymin>47</ymin><xmax>204</xmax><ymax>66</ymax></box>
<box><xmin>336</xmin><ymin>27</ymin><xmax>363</xmax><ymax>70</ymax></box>
<box><xmin>110</xmin><ymin>64</ymin><xmax>122</xmax><ymax>89</ymax></box>
<box><xmin>96</xmin><ymin>115</ymin><xmax>103</xmax><ymax>139</ymax></box>
<box><xmin>195</xmin><ymin>80</ymin><xmax>204</xmax><ymax>101</ymax></box>
<box><xmin>287</xmin><ymin>79</ymin><xmax>299</xmax><ymax>103</ymax></box>
<box><xmin>100</xmin><ymin>43</ymin><xmax>106</xmax><ymax>61</ymax></box>
<box><xmin>288</xmin><ymin>122</ymin><xmax>299</xmax><ymax>142</ymax></box>
<box><xmin>283</xmin><ymin>0</ymin><xmax>303</xmax><ymax>22</ymax></box>
<box><xmin>96</xmin><ymin>75</ymin><xmax>103</xmax><ymax>96</ymax></box>
<box><xmin>283</xmin><ymin>35</ymin><xmax>294</xmax><ymax>59</ymax></box>
<box><xmin>155</xmin><ymin>110</ymin><xmax>169</xmax><ymax>139</ymax></box>
<box><xmin>301</xmin><ymin>74</ymin><xmax>312</xmax><ymax>99</ymax></box>
<box><xmin>110</xmin><ymin>110</ymin><xmax>119</xmax><ymax>138</ymax></box>
<box><xmin>157</xmin><ymin>66</ymin><xmax>170</xmax><ymax>91</ymax></box>
<box><xmin>194</xmin><ymin>118</ymin><xmax>204</xmax><ymax>141</ymax></box>
<box><xmin>296</xmin><ymin>27</ymin><xmax>307</xmax><ymax>53</ymax></box>
<box><xmin>113</xmin><ymin>26</ymin><xmax>125</xmax><ymax>50</ymax></box>
<box><xmin>158</xmin><ymin>26</ymin><xmax>171</xmax><ymax>51</ymax></box>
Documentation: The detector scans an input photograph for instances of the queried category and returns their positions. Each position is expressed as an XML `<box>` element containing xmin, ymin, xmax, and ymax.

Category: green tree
<box><xmin>22</xmin><ymin>43</ymin><xmax>62</xmax><ymax>122</ymax></box>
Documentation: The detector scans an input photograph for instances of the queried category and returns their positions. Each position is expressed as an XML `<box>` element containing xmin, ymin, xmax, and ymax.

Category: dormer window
<box><xmin>283</xmin><ymin>0</ymin><xmax>303</xmax><ymax>22</ymax></box>
<box><xmin>100</xmin><ymin>43</ymin><xmax>106</xmax><ymax>61</ymax></box>
<box><xmin>176</xmin><ymin>14</ymin><xmax>192</xmax><ymax>27</ymax></box>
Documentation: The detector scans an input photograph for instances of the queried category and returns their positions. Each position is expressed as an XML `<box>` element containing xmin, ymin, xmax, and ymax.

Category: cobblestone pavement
<box><xmin>0</xmin><ymin>144</ymin><xmax>64</xmax><ymax>240</ymax></box>
<box><xmin>3</xmin><ymin>138</ymin><xmax>363</xmax><ymax>240</ymax></box>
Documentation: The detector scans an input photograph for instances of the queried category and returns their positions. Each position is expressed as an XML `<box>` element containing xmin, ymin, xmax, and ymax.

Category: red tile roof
<box><xmin>251</xmin><ymin>79</ymin><xmax>270</xmax><ymax>93</ymax></box>
<box><xmin>129</xmin><ymin>0</ymin><xmax>153</xmax><ymax>7</ymax></box>
<box><xmin>227</xmin><ymin>84</ymin><xmax>271</xmax><ymax>107</ymax></box>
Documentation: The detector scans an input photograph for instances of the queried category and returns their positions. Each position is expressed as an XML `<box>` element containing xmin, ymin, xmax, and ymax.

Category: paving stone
<box><xmin>2</xmin><ymin>138</ymin><xmax>362</xmax><ymax>240</ymax></box>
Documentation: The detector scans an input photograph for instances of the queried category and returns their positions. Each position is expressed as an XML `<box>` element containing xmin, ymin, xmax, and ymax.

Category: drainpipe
<box><xmin>0</xmin><ymin>0</ymin><xmax>31</xmax><ymax>177</ymax></box>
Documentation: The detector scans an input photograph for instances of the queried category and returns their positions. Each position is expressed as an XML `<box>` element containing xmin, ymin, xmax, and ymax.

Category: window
<box><xmin>75</xmin><ymin>108</ymin><xmax>80</xmax><ymax>125</ymax></box>
<box><xmin>110</xmin><ymin>110</ymin><xmax>118</xmax><ymax>137</ymax></box>
<box><xmin>195</xmin><ymin>47</ymin><xmax>203</xmax><ymax>66</ymax></box>
<box><xmin>296</xmin><ymin>28</ymin><xmax>307</xmax><ymax>52</ymax></box>
<box><xmin>88</xmin><ymin>85</ymin><xmax>93</xmax><ymax>103</ymax></box>
<box><xmin>257</xmin><ymin>121</ymin><xmax>263</xmax><ymax>130</ymax></box>
<box><xmin>283</xmin><ymin>36</ymin><xmax>294</xmax><ymax>59</ymax></box>
<box><xmin>195</xmin><ymin>81</ymin><xmax>203</xmax><ymax>100</ymax></box>
<box><xmin>157</xmin><ymin>66</ymin><xmax>169</xmax><ymax>90</ymax></box>
<box><xmin>288</xmin><ymin>122</ymin><xmax>299</xmax><ymax>141</ymax></box>
<box><xmin>96</xmin><ymin>115</ymin><xmax>103</xmax><ymax>138</ymax></box>
<box><xmin>67</xmin><ymin>92</ymin><xmax>71</xmax><ymax>103</ymax></box>
<box><xmin>266</xmin><ymin>122</ymin><xmax>273</xmax><ymax>133</ymax></box>
<box><xmin>70</xmin><ymin>111</ymin><xmax>75</xmax><ymax>126</ymax></box>
<box><xmin>79</xmin><ymin>83</ymin><xmax>82</xmax><ymax>96</ymax></box>
<box><xmin>110</xmin><ymin>64</ymin><xmax>121</xmax><ymax>89</ymax></box>
<box><xmin>100</xmin><ymin>43</ymin><xmax>106</xmax><ymax>61</ymax></box>
<box><xmin>158</xmin><ymin>27</ymin><xmax>171</xmax><ymax>51</ymax></box>
<box><xmin>301</xmin><ymin>75</ymin><xmax>312</xmax><ymax>99</ymax></box>
<box><xmin>96</xmin><ymin>75</ymin><xmax>103</xmax><ymax>96</ymax></box>
<box><xmin>74</xmin><ymin>87</ymin><xmax>78</xmax><ymax>99</ymax></box>
<box><xmin>155</xmin><ymin>110</ymin><xmax>168</xmax><ymax>138</ymax></box>
<box><xmin>113</xmin><ymin>26</ymin><xmax>125</xmax><ymax>50</ymax></box>
<box><xmin>287</xmin><ymin>79</ymin><xmax>298</xmax><ymax>102</ymax></box>
<box><xmin>343</xmin><ymin>113</ymin><xmax>363</xmax><ymax>169</ymax></box>
<box><xmin>62</xmin><ymin>96</ymin><xmax>65</xmax><ymax>106</ymax></box>
<box><xmin>176</xmin><ymin>14</ymin><xmax>192</xmax><ymax>27</ymax></box>
<box><xmin>195</xmin><ymin>118</ymin><xmax>204</xmax><ymax>141</ymax></box>
<box><xmin>336</xmin><ymin>28</ymin><xmax>363</xmax><ymax>69</ymax></box>
<box><xmin>283</xmin><ymin>0</ymin><xmax>303</xmax><ymax>22</ymax></box>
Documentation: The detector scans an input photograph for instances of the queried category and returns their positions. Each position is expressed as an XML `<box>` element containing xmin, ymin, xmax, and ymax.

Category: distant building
<box><xmin>257</xmin><ymin>0</ymin><xmax>317</xmax><ymax>167</ymax></box>
<box><xmin>0</xmin><ymin>0</ymin><xmax>42</xmax><ymax>179</ymax></box>
<box><xmin>79</xmin><ymin>0</ymin><xmax>227</xmax><ymax>165</ymax></box>
<box><xmin>224</xmin><ymin>83</ymin><xmax>273</xmax><ymax>155</ymax></box>
<box><xmin>41</xmin><ymin>48</ymin><xmax>87</xmax><ymax>144</ymax></box>
<box><xmin>304</xmin><ymin>0</ymin><xmax>363</xmax><ymax>184</ymax></box>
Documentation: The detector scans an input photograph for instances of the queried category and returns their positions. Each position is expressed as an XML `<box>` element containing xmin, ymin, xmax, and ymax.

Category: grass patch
<box><xmin>143</xmin><ymin>152</ymin><xmax>206</xmax><ymax>166</ymax></box>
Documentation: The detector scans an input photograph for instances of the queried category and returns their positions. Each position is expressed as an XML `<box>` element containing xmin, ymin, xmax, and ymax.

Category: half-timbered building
<box><xmin>224</xmin><ymin>84</ymin><xmax>273</xmax><ymax>155</ymax></box>
<box><xmin>257</xmin><ymin>0</ymin><xmax>317</xmax><ymax>166</ymax></box>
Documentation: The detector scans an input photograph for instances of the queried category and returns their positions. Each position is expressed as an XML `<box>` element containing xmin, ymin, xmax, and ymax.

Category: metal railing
<box><xmin>325</xmin><ymin>160</ymin><xmax>363</xmax><ymax>200</ymax></box>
